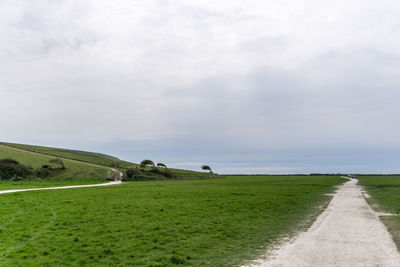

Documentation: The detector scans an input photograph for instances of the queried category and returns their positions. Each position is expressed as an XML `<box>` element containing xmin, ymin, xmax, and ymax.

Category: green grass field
<box><xmin>358</xmin><ymin>176</ymin><xmax>400</xmax><ymax>249</ymax></box>
<box><xmin>0</xmin><ymin>142</ymin><xmax>346</xmax><ymax>265</ymax></box>
<box><xmin>0</xmin><ymin>175</ymin><xmax>344</xmax><ymax>266</ymax></box>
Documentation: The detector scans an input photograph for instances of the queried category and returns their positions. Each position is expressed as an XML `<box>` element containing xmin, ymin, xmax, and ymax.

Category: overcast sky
<box><xmin>1</xmin><ymin>0</ymin><xmax>400</xmax><ymax>174</ymax></box>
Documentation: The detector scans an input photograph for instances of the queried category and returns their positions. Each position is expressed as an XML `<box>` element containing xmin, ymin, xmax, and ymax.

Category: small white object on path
<box><xmin>0</xmin><ymin>180</ymin><xmax>122</xmax><ymax>195</ymax></box>
<box><xmin>251</xmin><ymin>178</ymin><xmax>400</xmax><ymax>267</ymax></box>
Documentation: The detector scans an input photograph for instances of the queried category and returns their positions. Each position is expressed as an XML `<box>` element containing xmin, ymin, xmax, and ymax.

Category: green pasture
<box><xmin>358</xmin><ymin>176</ymin><xmax>400</xmax><ymax>249</ymax></box>
<box><xmin>0</xmin><ymin>175</ymin><xmax>344</xmax><ymax>266</ymax></box>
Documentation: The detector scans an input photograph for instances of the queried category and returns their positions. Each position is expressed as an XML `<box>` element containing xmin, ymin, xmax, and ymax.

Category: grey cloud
<box><xmin>1</xmin><ymin>0</ymin><xmax>400</xmax><ymax>173</ymax></box>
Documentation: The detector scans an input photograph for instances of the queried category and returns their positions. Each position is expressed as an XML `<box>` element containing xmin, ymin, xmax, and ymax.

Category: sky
<box><xmin>1</xmin><ymin>0</ymin><xmax>400</xmax><ymax>174</ymax></box>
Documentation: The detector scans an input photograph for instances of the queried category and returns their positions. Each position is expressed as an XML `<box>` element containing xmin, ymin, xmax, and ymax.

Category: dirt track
<box><xmin>252</xmin><ymin>178</ymin><xmax>400</xmax><ymax>266</ymax></box>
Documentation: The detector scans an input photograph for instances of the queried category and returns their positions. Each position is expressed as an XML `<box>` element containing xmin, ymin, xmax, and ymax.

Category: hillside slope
<box><xmin>0</xmin><ymin>142</ymin><xmax>214</xmax><ymax>180</ymax></box>
<box><xmin>0</xmin><ymin>142</ymin><xmax>132</xmax><ymax>168</ymax></box>
<box><xmin>0</xmin><ymin>144</ymin><xmax>111</xmax><ymax>180</ymax></box>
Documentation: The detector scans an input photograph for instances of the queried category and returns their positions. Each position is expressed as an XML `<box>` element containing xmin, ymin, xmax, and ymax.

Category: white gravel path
<box><xmin>251</xmin><ymin>178</ymin><xmax>400</xmax><ymax>267</ymax></box>
<box><xmin>0</xmin><ymin>180</ymin><xmax>122</xmax><ymax>195</ymax></box>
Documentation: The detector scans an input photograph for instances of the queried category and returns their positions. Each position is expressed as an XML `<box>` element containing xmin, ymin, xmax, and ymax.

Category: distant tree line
<box><xmin>123</xmin><ymin>159</ymin><xmax>176</xmax><ymax>181</ymax></box>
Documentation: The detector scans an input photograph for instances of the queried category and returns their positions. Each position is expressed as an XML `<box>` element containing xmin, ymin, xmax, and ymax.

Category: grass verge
<box><xmin>358</xmin><ymin>175</ymin><xmax>400</xmax><ymax>250</ymax></box>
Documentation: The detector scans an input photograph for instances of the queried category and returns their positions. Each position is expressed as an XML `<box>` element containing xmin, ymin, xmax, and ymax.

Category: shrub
<box><xmin>148</xmin><ymin>168</ymin><xmax>162</xmax><ymax>174</ymax></box>
<box><xmin>126</xmin><ymin>168</ymin><xmax>142</xmax><ymax>178</ymax></box>
<box><xmin>49</xmin><ymin>158</ymin><xmax>65</xmax><ymax>170</ymax></box>
<box><xmin>36</xmin><ymin>168</ymin><xmax>52</xmax><ymax>178</ymax></box>
<box><xmin>124</xmin><ymin>168</ymin><xmax>144</xmax><ymax>181</ymax></box>
<box><xmin>1</xmin><ymin>158</ymin><xmax>19</xmax><ymax>165</ymax></box>
<box><xmin>156</xmin><ymin>162</ymin><xmax>177</xmax><ymax>178</ymax></box>
<box><xmin>0</xmin><ymin>158</ymin><xmax>32</xmax><ymax>180</ymax></box>
<box><xmin>162</xmin><ymin>170</ymin><xmax>176</xmax><ymax>178</ymax></box>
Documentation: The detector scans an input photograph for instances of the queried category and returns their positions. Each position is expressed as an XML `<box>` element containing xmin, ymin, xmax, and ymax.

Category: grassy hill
<box><xmin>0</xmin><ymin>142</ymin><xmax>214</xmax><ymax>181</ymax></box>
<box><xmin>0</xmin><ymin>142</ymin><xmax>132</xmax><ymax>168</ymax></box>
<box><xmin>0</xmin><ymin>143</ymin><xmax>111</xmax><ymax>180</ymax></box>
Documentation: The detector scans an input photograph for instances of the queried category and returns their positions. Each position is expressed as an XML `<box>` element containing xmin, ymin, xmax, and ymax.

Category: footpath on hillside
<box><xmin>0</xmin><ymin>180</ymin><xmax>122</xmax><ymax>195</ymax></box>
<box><xmin>251</xmin><ymin>178</ymin><xmax>400</xmax><ymax>267</ymax></box>
<box><xmin>0</xmin><ymin>168</ymin><xmax>123</xmax><ymax>195</ymax></box>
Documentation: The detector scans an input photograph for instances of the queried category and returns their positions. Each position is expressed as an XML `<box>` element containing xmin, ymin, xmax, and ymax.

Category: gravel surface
<box><xmin>252</xmin><ymin>178</ymin><xmax>400</xmax><ymax>267</ymax></box>
<box><xmin>0</xmin><ymin>180</ymin><xmax>121</xmax><ymax>195</ymax></box>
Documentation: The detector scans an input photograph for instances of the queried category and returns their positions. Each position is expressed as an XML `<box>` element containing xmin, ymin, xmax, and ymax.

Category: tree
<box><xmin>157</xmin><ymin>162</ymin><xmax>167</xmax><ymax>169</ymax></box>
<box><xmin>201</xmin><ymin>165</ymin><xmax>213</xmax><ymax>173</ymax></box>
<box><xmin>140</xmin><ymin>159</ymin><xmax>155</xmax><ymax>169</ymax></box>
<box><xmin>156</xmin><ymin>162</ymin><xmax>176</xmax><ymax>178</ymax></box>
<box><xmin>49</xmin><ymin>158</ymin><xmax>65</xmax><ymax>170</ymax></box>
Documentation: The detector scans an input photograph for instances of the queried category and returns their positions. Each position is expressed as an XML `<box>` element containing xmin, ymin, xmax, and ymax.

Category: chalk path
<box><xmin>0</xmin><ymin>168</ymin><xmax>123</xmax><ymax>195</ymax></box>
<box><xmin>0</xmin><ymin>180</ymin><xmax>122</xmax><ymax>195</ymax></box>
<box><xmin>252</xmin><ymin>178</ymin><xmax>400</xmax><ymax>267</ymax></box>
